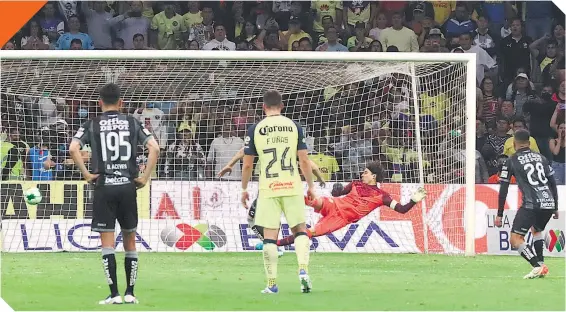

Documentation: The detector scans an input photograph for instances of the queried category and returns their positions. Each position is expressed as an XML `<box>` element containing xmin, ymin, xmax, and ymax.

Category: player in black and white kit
<box><xmin>496</xmin><ymin>129</ymin><xmax>559</xmax><ymax>279</ymax></box>
<box><xmin>69</xmin><ymin>83</ymin><xmax>160</xmax><ymax>304</ymax></box>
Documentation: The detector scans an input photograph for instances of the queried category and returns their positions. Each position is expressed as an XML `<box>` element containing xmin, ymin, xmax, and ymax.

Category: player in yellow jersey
<box><xmin>241</xmin><ymin>90</ymin><xmax>316</xmax><ymax>294</ymax></box>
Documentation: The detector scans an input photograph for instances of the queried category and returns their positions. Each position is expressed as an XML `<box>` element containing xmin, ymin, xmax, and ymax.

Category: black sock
<box><xmin>125</xmin><ymin>251</ymin><xmax>139</xmax><ymax>295</ymax></box>
<box><xmin>533</xmin><ymin>239</ymin><xmax>545</xmax><ymax>264</ymax></box>
<box><xmin>102</xmin><ymin>248</ymin><xmax>119</xmax><ymax>297</ymax></box>
<box><xmin>518</xmin><ymin>242</ymin><xmax>540</xmax><ymax>267</ymax></box>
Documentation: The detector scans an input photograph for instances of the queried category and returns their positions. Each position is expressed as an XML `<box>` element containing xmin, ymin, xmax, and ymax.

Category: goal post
<box><xmin>0</xmin><ymin>50</ymin><xmax>477</xmax><ymax>255</ymax></box>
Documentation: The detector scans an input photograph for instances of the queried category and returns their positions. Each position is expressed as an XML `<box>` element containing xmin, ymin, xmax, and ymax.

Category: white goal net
<box><xmin>0</xmin><ymin>51</ymin><xmax>476</xmax><ymax>255</ymax></box>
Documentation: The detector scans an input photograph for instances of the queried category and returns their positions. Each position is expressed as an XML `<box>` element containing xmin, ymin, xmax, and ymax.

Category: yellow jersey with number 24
<box><xmin>244</xmin><ymin>115</ymin><xmax>307</xmax><ymax>198</ymax></box>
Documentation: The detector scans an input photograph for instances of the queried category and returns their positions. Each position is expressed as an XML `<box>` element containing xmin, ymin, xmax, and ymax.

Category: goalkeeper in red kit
<box><xmin>274</xmin><ymin>161</ymin><xmax>427</xmax><ymax>247</ymax></box>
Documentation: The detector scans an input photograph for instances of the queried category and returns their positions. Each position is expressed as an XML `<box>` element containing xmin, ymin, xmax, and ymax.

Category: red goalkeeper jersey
<box><xmin>333</xmin><ymin>181</ymin><xmax>389</xmax><ymax>222</ymax></box>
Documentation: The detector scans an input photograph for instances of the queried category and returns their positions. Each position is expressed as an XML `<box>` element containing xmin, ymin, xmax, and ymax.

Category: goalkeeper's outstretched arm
<box><xmin>383</xmin><ymin>187</ymin><xmax>427</xmax><ymax>214</ymax></box>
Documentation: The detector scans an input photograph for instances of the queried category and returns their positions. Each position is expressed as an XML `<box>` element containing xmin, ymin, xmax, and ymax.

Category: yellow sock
<box><xmin>263</xmin><ymin>243</ymin><xmax>278</xmax><ymax>287</ymax></box>
<box><xmin>294</xmin><ymin>235</ymin><xmax>310</xmax><ymax>274</ymax></box>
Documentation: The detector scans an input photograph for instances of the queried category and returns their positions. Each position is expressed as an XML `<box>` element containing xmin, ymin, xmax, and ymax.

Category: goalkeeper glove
<box><xmin>411</xmin><ymin>187</ymin><xmax>427</xmax><ymax>203</ymax></box>
<box><xmin>331</xmin><ymin>183</ymin><xmax>344</xmax><ymax>197</ymax></box>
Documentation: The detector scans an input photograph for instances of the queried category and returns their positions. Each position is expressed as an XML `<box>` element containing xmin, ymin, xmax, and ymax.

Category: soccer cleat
<box><xmin>523</xmin><ymin>264</ymin><xmax>549</xmax><ymax>279</ymax></box>
<box><xmin>261</xmin><ymin>285</ymin><xmax>279</xmax><ymax>294</ymax></box>
<box><xmin>98</xmin><ymin>295</ymin><xmax>122</xmax><ymax>305</ymax></box>
<box><xmin>124</xmin><ymin>294</ymin><xmax>139</xmax><ymax>304</ymax></box>
<box><xmin>299</xmin><ymin>270</ymin><xmax>312</xmax><ymax>293</ymax></box>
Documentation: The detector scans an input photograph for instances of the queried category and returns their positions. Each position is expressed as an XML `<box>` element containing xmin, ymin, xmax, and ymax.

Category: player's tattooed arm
<box><xmin>309</xmin><ymin>160</ymin><xmax>326</xmax><ymax>187</ymax></box>
<box><xmin>497</xmin><ymin>182</ymin><xmax>510</xmax><ymax>217</ymax></box>
<box><xmin>218</xmin><ymin>147</ymin><xmax>244</xmax><ymax>177</ymax></box>
<box><xmin>497</xmin><ymin>159</ymin><xmax>513</xmax><ymax>218</ymax></box>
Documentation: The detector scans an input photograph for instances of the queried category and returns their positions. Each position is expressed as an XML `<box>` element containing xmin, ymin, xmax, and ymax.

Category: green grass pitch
<box><xmin>2</xmin><ymin>253</ymin><xmax>564</xmax><ymax>311</ymax></box>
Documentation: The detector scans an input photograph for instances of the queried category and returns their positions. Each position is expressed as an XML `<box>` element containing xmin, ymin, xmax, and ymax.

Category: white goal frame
<box><xmin>0</xmin><ymin>50</ymin><xmax>477</xmax><ymax>256</ymax></box>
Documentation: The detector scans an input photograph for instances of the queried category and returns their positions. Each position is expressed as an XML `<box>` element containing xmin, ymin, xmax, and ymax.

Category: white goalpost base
<box><xmin>0</xmin><ymin>50</ymin><xmax>477</xmax><ymax>256</ymax></box>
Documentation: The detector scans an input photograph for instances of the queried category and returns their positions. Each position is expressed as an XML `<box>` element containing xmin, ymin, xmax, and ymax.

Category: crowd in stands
<box><xmin>1</xmin><ymin>1</ymin><xmax>565</xmax><ymax>185</ymax></box>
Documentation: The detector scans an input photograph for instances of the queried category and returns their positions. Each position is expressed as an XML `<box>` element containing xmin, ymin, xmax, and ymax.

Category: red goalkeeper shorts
<box><xmin>309</xmin><ymin>197</ymin><xmax>351</xmax><ymax>236</ymax></box>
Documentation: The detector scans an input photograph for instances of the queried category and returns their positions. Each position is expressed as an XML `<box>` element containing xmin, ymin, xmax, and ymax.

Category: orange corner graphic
<box><xmin>0</xmin><ymin>1</ymin><xmax>47</xmax><ymax>47</ymax></box>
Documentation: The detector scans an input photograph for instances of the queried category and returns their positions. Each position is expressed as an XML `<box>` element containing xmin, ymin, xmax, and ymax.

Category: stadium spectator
<box><xmin>21</xmin><ymin>20</ymin><xmax>50</xmax><ymax>50</ymax></box>
<box><xmin>203</xmin><ymin>24</ymin><xmax>235</xmax><ymax>50</ymax></box>
<box><xmin>431</xmin><ymin>0</ymin><xmax>456</xmax><ymax>26</ymax></box>
<box><xmin>81</xmin><ymin>1</ymin><xmax>113</xmax><ymax>49</ymax></box>
<box><xmin>505</xmin><ymin>73</ymin><xmax>535</xmax><ymax>117</ymax></box>
<box><xmin>473</xmin><ymin>15</ymin><xmax>498</xmax><ymax>59</ymax></box>
<box><xmin>309</xmin><ymin>137</ymin><xmax>339</xmax><ymax>182</ymax></box>
<box><xmin>315</xmin><ymin>15</ymin><xmax>338</xmax><ymax>46</ymax></box>
<box><xmin>377</xmin><ymin>1</ymin><xmax>405</xmax><ymax>21</ymax></box>
<box><xmin>2</xmin><ymin>41</ymin><xmax>16</xmax><ymax>50</ymax></box>
<box><xmin>133</xmin><ymin>33</ymin><xmax>152</xmax><ymax>50</ymax></box>
<box><xmin>39</xmin><ymin>3</ymin><xmax>65</xmax><ymax>44</ymax></box>
<box><xmin>367</xmin><ymin>39</ymin><xmax>383</xmax><ymax>52</ymax></box>
<box><xmin>343</xmin><ymin>1</ymin><xmax>373</xmax><ymax>36</ymax></box>
<box><xmin>58</xmin><ymin>1</ymin><xmax>78</xmax><ymax>22</ymax></box>
<box><xmin>523</xmin><ymin>0</ymin><xmax>556</xmax><ymax>40</ymax></box>
<box><xmin>185</xmin><ymin>39</ymin><xmax>200</xmax><ymax>50</ymax></box>
<box><xmin>70</xmin><ymin>38</ymin><xmax>83</xmax><ymax>50</ymax></box>
<box><xmin>473</xmin><ymin>1</ymin><xmax>514</xmax><ymax>32</ymax></box>
<box><xmin>456</xmin><ymin>32</ymin><xmax>496</xmax><ymax>84</ymax></box>
<box><xmin>110</xmin><ymin>1</ymin><xmax>151</xmax><ymax>50</ymax></box>
<box><xmin>150</xmin><ymin>2</ymin><xmax>187</xmax><ymax>50</ymax></box>
<box><xmin>415</xmin><ymin>16</ymin><xmax>435</xmax><ymax>47</ymax></box>
<box><xmin>482</xmin><ymin>117</ymin><xmax>511</xmax><ymax>175</ymax></box>
<box><xmin>420</xmin><ymin>28</ymin><xmax>449</xmax><ymax>52</ymax></box>
<box><xmin>167</xmin><ymin>127</ymin><xmax>205</xmax><ymax>180</ymax></box>
<box><xmin>133</xmin><ymin>102</ymin><xmax>167</xmax><ymax>148</ymax></box>
<box><xmin>334</xmin><ymin>125</ymin><xmax>373</xmax><ymax>181</ymax></box>
<box><xmin>406</xmin><ymin>2</ymin><xmax>432</xmax><ymax>36</ymax></box>
<box><xmin>531</xmin><ymin>38</ymin><xmax>561</xmax><ymax>86</ymax></box>
<box><xmin>56</xmin><ymin>15</ymin><xmax>94</xmax><ymax>50</ymax></box>
<box><xmin>379</xmin><ymin>11</ymin><xmax>419</xmax><ymax>52</ymax></box>
<box><xmin>28</xmin><ymin>138</ymin><xmax>54</xmax><ymax>181</ymax></box>
<box><xmin>550</xmin><ymin>81</ymin><xmax>566</xmax><ymax>133</ymax></box>
<box><xmin>188</xmin><ymin>6</ymin><xmax>215</xmax><ymax>48</ymax></box>
<box><xmin>551</xmin><ymin>22</ymin><xmax>565</xmax><ymax>51</ymax></box>
<box><xmin>347</xmin><ymin>22</ymin><xmax>372</xmax><ymax>52</ymax></box>
<box><xmin>479</xmin><ymin>77</ymin><xmax>501</xmax><ymax>128</ymax></box>
<box><xmin>311</xmin><ymin>1</ymin><xmax>343</xmax><ymax>39</ymax></box>
<box><xmin>499</xmin><ymin>18</ymin><xmax>532</xmax><ymax>88</ymax></box>
<box><xmin>112</xmin><ymin>38</ymin><xmax>125</xmax><ymax>50</ymax></box>
<box><xmin>183</xmin><ymin>1</ymin><xmax>202</xmax><ymax>29</ymax></box>
<box><xmin>523</xmin><ymin>85</ymin><xmax>557</xmax><ymax>160</ymax></box>
<box><xmin>549</xmin><ymin>122</ymin><xmax>566</xmax><ymax>185</ymax></box>
<box><xmin>475</xmin><ymin>117</ymin><xmax>489</xmax><ymax>152</ymax></box>
<box><xmin>281</xmin><ymin>16</ymin><xmax>311</xmax><ymax>51</ymax></box>
<box><xmin>298</xmin><ymin>37</ymin><xmax>313</xmax><ymax>51</ymax></box>
<box><xmin>0</xmin><ymin>128</ymin><xmax>29</xmax><ymax>181</ymax></box>
<box><xmin>499</xmin><ymin>99</ymin><xmax>517</xmax><ymax>123</ymax></box>
<box><xmin>207</xmin><ymin>123</ymin><xmax>244</xmax><ymax>180</ymax></box>
<box><xmin>443</xmin><ymin>3</ymin><xmax>476</xmax><ymax>40</ymax></box>
<box><xmin>236</xmin><ymin>20</ymin><xmax>260</xmax><ymax>46</ymax></box>
<box><xmin>369</xmin><ymin>12</ymin><xmax>387</xmax><ymax>41</ymax></box>
<box><xmin>271</xmin><ymin>0</ymin><xmax>291</xmax><ymax>31</ymax></box>
<box><xmin>503</xmin><ymin>118</ymin><xmax>540</xmax><ymax>156</ymax></box>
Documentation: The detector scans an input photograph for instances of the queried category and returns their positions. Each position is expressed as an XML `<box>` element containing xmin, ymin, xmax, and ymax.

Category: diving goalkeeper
<box><xmin>263</xmin><ymin>161</ymin><xmax>427</xmax><ymax>247</ymax></box>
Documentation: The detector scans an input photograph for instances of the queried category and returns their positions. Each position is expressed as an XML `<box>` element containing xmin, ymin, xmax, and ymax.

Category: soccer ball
<box><xmin>24</xmin><ymin>187</ymin><xmax>42</xmax><ymax>205</ymax></box>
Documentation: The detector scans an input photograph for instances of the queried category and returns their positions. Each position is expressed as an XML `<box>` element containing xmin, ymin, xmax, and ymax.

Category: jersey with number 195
<box><xmin>72</xmin><ymin>111</ymin><xmax>154</xmax><ymax>185</ymax></box>
<box><xmin>244</xmin><ymin>115</ymin><xmax>307</xmax><ymax>198</ymax></box>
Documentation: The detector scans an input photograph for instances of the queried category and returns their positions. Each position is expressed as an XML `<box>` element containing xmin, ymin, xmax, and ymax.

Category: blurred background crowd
<box><xmin>0</xmin><ymin>1</ymin><xmax>565</xmax><ymax>185</ymax></box>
